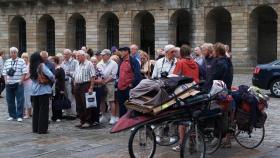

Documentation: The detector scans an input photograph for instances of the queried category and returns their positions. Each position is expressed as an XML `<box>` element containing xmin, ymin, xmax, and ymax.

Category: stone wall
<box><xmin>0</xmin><ymin>0</ymin><xmax>279</xmax><ymax>67</ymax></box>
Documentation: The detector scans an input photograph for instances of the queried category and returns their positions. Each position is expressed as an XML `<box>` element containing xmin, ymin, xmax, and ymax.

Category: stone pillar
<box><xmin>154</xmin><ymin>9</ymin><xmax>169</xmax><ymax>52</ymax></box>
<box><xmin>53</xmin><ymin>13</ymin><xmax>67</xmax><ymax>53</ymax></box>
<box><xmin>231</xmin><ymin>6</ymin><xmax>252</xmax><ymax>68</ymax></box>
<box><xmin>0</xmin><ymin>15</ymin><xmax>9</xmax><ymax>56</ymax></box>
<box><xmin>26</xmin><ymin>14</ymin><xmax>37</xmax><ymax>54</ymax></box>
<box><xmin>85</xmin><ymin>12</ymin><xmax>98</xmax><ymax>50</ymax></box>
<box><xmin>119</xmin><ymin>11</ymin><xmax>132</xmax><ymax>47</ymax></box>
<box><xmin>192</xmin><ymin>7</ymin><xmax>205</xmax><ymax>47</ymax></box>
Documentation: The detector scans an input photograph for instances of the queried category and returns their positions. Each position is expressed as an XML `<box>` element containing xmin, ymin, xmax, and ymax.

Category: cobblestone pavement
<box><xmin>0</xmin><ymin>74</ymin><xmax>280</xmax><ymax>158</ymax></box>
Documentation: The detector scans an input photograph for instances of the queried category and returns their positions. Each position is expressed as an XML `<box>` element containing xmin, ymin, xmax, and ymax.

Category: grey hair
<box><xmin>10</xmin><ymin>47</ymin><xmax>18</xmax><ymax>54</ymax></box>
<box><xmin>63</xmin><ymin>49</ymin><xmax>72</xmax><ymax>54</ymax></box>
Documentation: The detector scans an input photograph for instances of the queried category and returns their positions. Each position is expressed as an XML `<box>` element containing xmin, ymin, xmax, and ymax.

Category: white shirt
<box><xmin>97</xmin><ymin>59</ymin><xmax>118</xmax><ymax>80</ymax></box>
<box><xmin>3</xmin><ymin>57</ymin><xmax>27</xmax><ymax>84</ymax></box>
<box><xmin>74</xmin><ymin>60</ymin><xmax>95</xmax><ymax>84</ymax></box>
<box><xmin>61</xmin><ymin>58</ymin><xmax>78</xmax><ymax>78</ymax></box>
<box><xmin>151</xmin><ymin>57</ymin><xmax>177</xmax><ymax>79</ymax></box>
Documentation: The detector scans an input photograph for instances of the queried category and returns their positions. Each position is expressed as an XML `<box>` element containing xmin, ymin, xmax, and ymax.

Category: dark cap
<box><xmin>119</xmin><ymin>47</ymin><xmax>130</xmax><ymax>52</ymax></box>
<box><xmin>95</xmin><ymin>50</ymin><xmax>101</xmax><ymax>56</ymax></box>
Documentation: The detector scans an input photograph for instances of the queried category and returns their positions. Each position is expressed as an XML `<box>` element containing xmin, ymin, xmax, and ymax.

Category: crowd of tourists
<box><xmin>1</xmin><ymin>42</ymin><xmax>233</xmax><ymax>137</ymax></box>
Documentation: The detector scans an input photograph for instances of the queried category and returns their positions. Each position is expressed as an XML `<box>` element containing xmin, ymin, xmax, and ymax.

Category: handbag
<box><xmin>52</xmin><ymin>95</ymin><xmax>71</xmax><ymax>110</ymax></box>
<box><xmin>85</xmin><ymin>92</ymin><xmax>97</xmax><ymax>108</ymax></box>
<box><xmin>38</xmin><ymin>64</ymin><xmax>51</xmax><ymax>84</ymax></box>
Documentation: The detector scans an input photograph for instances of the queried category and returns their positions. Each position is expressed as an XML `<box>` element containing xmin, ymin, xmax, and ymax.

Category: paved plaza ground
<box><xmin>0</xmin><ymin>74</ymin><xmax>280</xmax><ymax>158</ymax></box>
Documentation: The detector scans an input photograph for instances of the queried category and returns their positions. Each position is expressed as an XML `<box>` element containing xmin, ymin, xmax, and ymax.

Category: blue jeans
<box><xmin>6</xmin><ymin>83</ymin><xmax>24</xmax><ymax>118</ymax></box>
<box><xmin>118</xmin><ymin>88</ymin><xmax>130</xmax><ymax>117</ymax></box>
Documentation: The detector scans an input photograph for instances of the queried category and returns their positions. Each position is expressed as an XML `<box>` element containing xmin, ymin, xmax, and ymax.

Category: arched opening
<box><xmin>206</xmin><ymin>7</ymin><xmax>232</xmax><ymax>48</ymax></box>
<box><xmin>67</xmin><ymin>13</ymin><xmax>86</xmax><ymax>50</ymax></box>
<box><xmin>170</xmin><ymin>9</ymin><xmax>192</xmax><ymax>47</ymax></box>
<box><xmin>99</xmin><ymin>12</ymin><xmax>119</xmax><ymax>50</ymax></box>
<box><xmin>37</xmin><ymin>15</ymin><xmax>55</xmax><ymax>55</ymax></box>
<box><xmin>249</xmin><ymin>5</ymin><xmax>277</xmax><ymax>64</ymax></box>
<box><xmin>133</xmin><ymin>11</ymin><xmax>155</xmax><ymax>57</ymax></box>
<box><xmin>9</xmin><ymin>16</ymin><xmax>26</xmax><ymax>56</ymax></box>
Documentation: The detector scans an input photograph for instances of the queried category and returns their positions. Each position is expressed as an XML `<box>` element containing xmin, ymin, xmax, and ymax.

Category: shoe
<box><xmin>156</xmin><ymin>136</ymin><xmax>161</xmax><ymax>143</ymax></box>
<box><xmin>23</xmin><ymin>116</ymin><xmax>29</xmax><ymax>119</ymax></box>
<box><xmin>210</xmin><ymin>138</ymin><xmax>219</xmax><ymax>147</ymax></box>
<box><xmin>221</xmin><ymin>139</ymin><xmax>231</xmax><ymax>148</ymax></box>
<box><xmin>115</xmin><ymin>117</ymin><xmax>119</xmax><ymax>122</ymax></box>
<box><xmin>99</xmin><ymin>115</ymin><xmax>107</xmax><ymax>123</ymax></box>
<box><xmin>17</xmin><ymin>118</ymin><xmax>23</xmax><ymax>122</ymax></box>
<box><xmin>109</xmin><ymin>116</ymin><xmax>116</xmax><ymax>125</ymax></box>
<box><xmin>81</xmin><ymin>123</ymin><xmax>91</xmax><ymax>129</ymax></box>
<box><xmin>170</xmin><ymin>137</ymin><xmax>177</xmax><ymax>144</ymax></box>
<box><xmin>172</xmin><ymin>145</ymin><xmax>181</xmax><ymax>152</ymax></box>
<box><xmin>7</xmin><ymin>117</ymin><xmax>13</xmax><ymax>121</ymax></box>
<box><xmin>56</xmin><ymin>119</ymin><xmax>61</xmax><ymax>122</ymax></box>
<box><xmin>75</xmin><ymin>124</ymin><xmax>83</xmax><ymax>128</ymax></box>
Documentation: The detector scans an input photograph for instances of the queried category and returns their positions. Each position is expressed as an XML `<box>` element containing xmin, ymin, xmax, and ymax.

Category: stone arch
<box><xmin>133</xmin><ymin>11</ymin><xmax>155</xmax><ymax>56</ymax></box>
<box><xmin>67</xmin><ymin>13</ymin><xmax>86</xmax><ymax>50</ymax></box>
<box><xmin>249</xmin><ymin>5</ymin><xmax>277</xmax><ymax>64</ymax></box>
<box><xmin>99</xmin><ymin>12</ymin><xmax>119</xmax><ymax>50</ymax></box>
<box><xmin>206</xmin><ymin>7</ymin><xmax>232</xmax><ymax>48</ymax></box>
<box><xmin>169</xmin><ymin>9</ymin><xmax>192</xmax><ymax>47</ymax></box>
<box><xmin>9</xmin><ymin>16</ymin><xmax>26</xmax><ymax>56</ymax></box>
<box><xmin>37</xmin><ymin>14</ymin><xmax>55</xmax><ymax>55</ymax></box>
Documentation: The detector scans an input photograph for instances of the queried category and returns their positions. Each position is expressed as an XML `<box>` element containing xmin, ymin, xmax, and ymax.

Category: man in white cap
<box><xmin>151</xmin><ymin>44</ymin><xmax>178</xmax><ymax>79</ymax></box>
<box><xmin>97</xmin><ymin>49</ymin><xmax>119</xmax><ymax>124</ymax></box>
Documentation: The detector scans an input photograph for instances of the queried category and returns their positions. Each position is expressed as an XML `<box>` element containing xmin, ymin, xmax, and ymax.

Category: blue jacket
<box><xmin>212</xmin><ymin>56</ymin><xmax>233</xmax><ymax>89</ymax></box>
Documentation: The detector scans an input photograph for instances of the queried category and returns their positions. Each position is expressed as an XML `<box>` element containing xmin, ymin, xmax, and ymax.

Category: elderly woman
<box><xmin>21</xmin><ymin>53</ymin><xmax>32</xmax><ymax>119</ymax></box>
<box><xmin>30</xmin><ymin>52</ymin><xmax>54</xmax><ymax>134</ymax></box>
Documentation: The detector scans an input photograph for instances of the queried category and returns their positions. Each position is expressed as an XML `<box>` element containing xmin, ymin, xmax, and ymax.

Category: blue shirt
<box><xmin>31</xmin><ymin>64</ymin><xmax>55</xmax><ymax>96</ymax></box>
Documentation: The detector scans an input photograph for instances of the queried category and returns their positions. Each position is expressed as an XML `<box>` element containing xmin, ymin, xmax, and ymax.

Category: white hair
<box><xmin>77</xmin><ymin>50</ymin><xmax>86</xmax><ymax>55</ymax></box>
<box><xmin>63</xmin><ymin>49</ymin><xmax>72</xmax><ymax>54</ymax></box>
<box><xmin>130</xmin><ymin>44</ymin><xmax>138</xmax><ymax>49</ymax></box>
<box><xmin>10</xmin><ymin>47</ymin><xmax>18</xmax><ymax>54</ymax></box>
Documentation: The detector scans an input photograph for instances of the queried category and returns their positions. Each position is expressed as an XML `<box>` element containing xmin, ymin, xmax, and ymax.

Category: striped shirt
<box><xmin>74</xmin><ymin>60</ymin><xmax>95</xmax><ymax>84</ymax></box>
<box><xmin>61</xmin><ymin>58</ymin><xmax>78</xmax><ymax>79</ymax></box>
<box><xmin>3</xmin><ymin>57</ymin><xmax>27</xmax><ymax>84</ymax></box>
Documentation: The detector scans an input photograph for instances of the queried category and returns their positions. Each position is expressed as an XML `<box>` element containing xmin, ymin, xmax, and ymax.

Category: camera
<box><xmin>7</xmin><ymin>68</ymin><xmax>16</xmax><ymax>76</ymax></box>
<box><xmin>160</xmin><ymin>71</ymin><xmax>169</xmax><ymax>78</ymax></box>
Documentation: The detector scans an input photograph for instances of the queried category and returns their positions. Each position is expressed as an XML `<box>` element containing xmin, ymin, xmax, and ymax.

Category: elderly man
<box><xmin>73</xmin><ymin>50</ymin><xmax>96</xmax><ymax>128</ymax></box>
<box><xmin>61</xmin><ymin>49</ymin><xmax>78</xmax><ymax>118</ymax></box>
<box><xmin>130</xmin><ymin>44</ymin><xmax>141</xmax><ymax>64</ymax></box>
<box><xmin>97</xmin><ymin>49</ymin><xmax>119</xmax><ymax>124</ymax></box>
<box><xmin>151</xmin><ymin>44</ymin><xmax>178</xmax><ymax>79</ymax></box>
<box><xmin>3</xmin><ymin>47</ymin><xmax>27</xmax><ymax>122</ymax></box>
<box><xmin>40</xmin><ymin>51</ymin><xmax>55</xmax><ymax>74</ymax></box>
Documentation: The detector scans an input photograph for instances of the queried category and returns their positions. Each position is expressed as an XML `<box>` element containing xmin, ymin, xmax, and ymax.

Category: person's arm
<box><xmin>151</xmin><ymin>60</ymin><xmax>158</xmax><ymax>79</ymax></box>
<box><xmin>42</xmin><ymin>64</ymin><xmax>55</xmax><ymax>82</ymax></box>
<box><xmin>132</xmin><ymin>58</ymin><xmax>142</xmax><ymax>87</ymax></box>
<box><xmin>173</xmin><ymin>61</ymin><xmax>182</xmax><ymax>75</ymax></box>
<box><xmin>88</xmin><ymin>63</ymin><xmax>95</xmax><ymax>93</ymax></box>
<box><xmin>20</xmin><ymin>60</ymin><xmax>28</xmax><ymax>84</ymax></box>
<box><xmin>2</xmin><ymin>60</ymin><xmax>7</xmax><ymax>83</ymax></box>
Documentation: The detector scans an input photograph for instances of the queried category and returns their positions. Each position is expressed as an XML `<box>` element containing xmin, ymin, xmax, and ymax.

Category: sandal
<box><xmin>172</xmin><ymin>145</ymin><xmax>181</xmax><ymax>152</ymax></box>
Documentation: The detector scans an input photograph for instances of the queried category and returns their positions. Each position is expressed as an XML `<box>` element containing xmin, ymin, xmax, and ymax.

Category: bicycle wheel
<box><xmin>180</xmin><ymin>126</ymin><xmax>206</xmax><ymax>158</ymax></box>
<box><xmin>128</xmin><ymin>125</ymin><xmax>156</xmax><ymax>158</ymax></box>
<box><xmin>234</xmin><ymin>125</ymin><xmax>265</xmax><ymax>149</ymax></box>
<box><xmin>154</xmin><ymin>123</ymin><xmax>179</xmax><ymax>146</ymax></box>
<box><xmin>202</xmin><ymin>124</ymin><xmax>222</xmax><ymax>154</ymax></box>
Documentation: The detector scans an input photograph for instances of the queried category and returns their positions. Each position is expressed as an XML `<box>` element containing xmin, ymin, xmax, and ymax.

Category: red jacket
<box><xmin>173</xmin><ymin>58</ymin><xmax>200</xmax><ymax>83</ymax></box>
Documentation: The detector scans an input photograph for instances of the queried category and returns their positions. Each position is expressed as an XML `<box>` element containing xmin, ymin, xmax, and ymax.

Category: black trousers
<box><xmin>32</xmin><ymin>94</ymin><xmax>50</xmax><ymax>134</ymax></box>
<box><xmin>51</xmin><ymin>94</ymin><xmax>63</xmax><ymax>121</ymax></box>
<box><xmin>74</xmin><ymin>82</ymin><xmax>93</xmax><ymax>125</ymax></box>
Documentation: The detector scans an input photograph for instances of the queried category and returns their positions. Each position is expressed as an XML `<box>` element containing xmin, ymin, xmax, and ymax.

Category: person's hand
<box><xmin>60</xmin><ymin>91</ymin><xmax>64</xmax><ymax>94</ymax></box>
<box><xmin>88</xmin><ymin>87</ymin><xmax>93</xmax><ymax>94</ymax></box>
<box><xmin>129</xmin><ymin>83</ymin><xmax>133</xmax><ymax>88</ymax></box>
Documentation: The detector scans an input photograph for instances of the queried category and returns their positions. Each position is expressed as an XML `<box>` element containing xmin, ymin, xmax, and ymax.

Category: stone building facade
<box><xmin>0</xmin><ymin>0</ymin><xmax>279</xmax><ymax>68</ymax></box>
